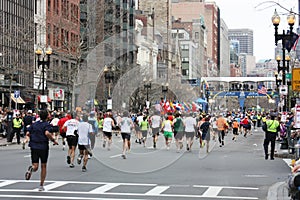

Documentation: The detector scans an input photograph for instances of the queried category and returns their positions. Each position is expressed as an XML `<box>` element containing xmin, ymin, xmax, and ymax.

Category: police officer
<box><xmin>263</xmin><ymin>114</ymin><xmax>280</xmax><ymax>160</ymax></box>
<box><xmin>9</xmin><ymin>114</ymin><xmax>24</xmax><ymax>144</ymax></box>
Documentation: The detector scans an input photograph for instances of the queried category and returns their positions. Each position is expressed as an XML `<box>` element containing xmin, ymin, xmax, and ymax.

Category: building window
<box><xmin>182</xmin><ymin>57</ymin><xmax>189</xmax><ymax>63</ymax></box>
<box><xmin>195</xmin><ymin>32</ymin><xmax>199</xmax><ymax>39</ymax></box>
<box><xmin>178</xmin><ymin>33</ymin><xmax>184</xmax><ymax>38</ymax></box>
<box><xmin>182</xmin><ymin>69</ymin><xmax>189</xmax><ymax>76</ymax></box>
<box><xmin>181</xmin><ymin>44</ymin><xmax>189</xmax><ymax>50</ymax></box>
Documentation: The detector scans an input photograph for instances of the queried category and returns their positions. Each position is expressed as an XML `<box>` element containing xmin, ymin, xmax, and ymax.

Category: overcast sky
<box><xmin>213</xmin><ymin>0</ymin><xmax>298</xmax><ymax>62</ymax></box>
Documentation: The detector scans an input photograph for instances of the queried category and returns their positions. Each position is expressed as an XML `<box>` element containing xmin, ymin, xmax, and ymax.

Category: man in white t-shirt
<box><xmin>77</xmin><ymin>115</ymin><xmax>94</xmax><ymax>172</ymax></box>
<box><xmin>183</xmin><ymin>113</ymin><xmax>197</xmax><ymax>152</ymax></box>
<box><xmin>120</xmin><ymin>111</ymin><xmax>133</xmax><ymax>159</ymax></box>
<box><xmin>62</xmin><ymin>114</ymin><xmax>79</xmax><ymax>168</ymax></box>
<box><xmin>150</xmin><ymin>111</ymin><xmax>162</xmax><ymax>149</ymax></box>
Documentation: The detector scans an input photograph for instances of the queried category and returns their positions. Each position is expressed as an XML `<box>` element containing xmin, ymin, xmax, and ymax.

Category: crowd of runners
<box><xmin>0</xmin><ymin>106</ymin><xmax>296</xmax><ymax>191</ymax></box>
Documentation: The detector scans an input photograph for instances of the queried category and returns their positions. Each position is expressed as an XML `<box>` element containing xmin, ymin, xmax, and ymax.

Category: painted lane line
<box><xmin>244</xmin><ymin>174</ymin><xmax>268</xmax><ymax>178</ymax></box>
<box><xmin>145</xmin><ymin>186</ymin><xmax>170</xmax><ymax>195</ymax></box>
<box><xmin>194</xmin><ymin>185</ymin><xmax>259</xmax><ymax>190</ymax></box>
<box><xmin>24</xmin><ymin>154</ymin><xmax>31</xmax><ymax>158</ymax></box>
<box><xmin>89</xmin><ymin>183</ymin><xmax>120</xmax><ymax>194</ymax></box>
<box><xmin>109</xmin><ymin>154</ymin><xmax>123</xmax><ymax>158</ymax></box>
<box><xmin>0</xmin><ymin>180</ymin><xmax>17</xmax><ymax>187</ymax></box>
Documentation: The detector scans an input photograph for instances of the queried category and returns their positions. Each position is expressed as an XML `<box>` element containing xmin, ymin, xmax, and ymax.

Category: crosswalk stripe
<box><xmin>201</xmin><ymin>186</ymin><xmax>222</xmax><ymax>197</ymax></box>
<box><xmin>43</xmin><ymin>181</ymin><xmax>68</xmax><ymax>191</ymax></box>
<box><xmin>89</xmin><ymin>183</ymin><xmax>120</xmax><ymax>194</ymax></box>
<box><xmin>0</xmin><ymin>180</ymin><xmax>17</xmax><ymax>187</ymax></box>
<box><xmin>145</xmin><ymin>186</ymin><xmax>170</xmax><ymax>195</ymax></box>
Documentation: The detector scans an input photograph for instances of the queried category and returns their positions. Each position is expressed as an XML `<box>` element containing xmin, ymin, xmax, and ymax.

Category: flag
<box><xmin>258</xmin><ymin>84</ymin><xmax>267</xmax><ymax>95</ymax></box>
<box><xmin>285</xmin><ymin>31</ymin><xmax>299</xmax><ymax>52</ymax></box>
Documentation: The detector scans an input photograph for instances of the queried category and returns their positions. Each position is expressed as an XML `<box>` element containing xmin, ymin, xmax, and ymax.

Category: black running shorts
<box><xmin>31</xmin><ymin>149</ymin><xmax>49</xmax><ymax>164</ymax></box>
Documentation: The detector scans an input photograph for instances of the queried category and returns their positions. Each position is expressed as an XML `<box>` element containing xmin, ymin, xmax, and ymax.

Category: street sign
<box><xmin>14</xmin><ymin>90</ymin><xmax>20</xmax><ymax>98</ymax></box>
<box><xmin>40</xmin><ymin>95</ymin><xmax>48</xmax><ymax>103</ymax></box>
<box><xmin>292</xmin><ymin>68</ymin><xmax>300</xmax><ymax>91</ymax></box>
<box><xmin>279</xmin><ymin>85</ymin><xmax>288</xmax><ymax>95</ymax></box>
<box><xmin>286</xmin><ymin>73</ymin><xmax>292</xmax><ymax>80</ymax></box>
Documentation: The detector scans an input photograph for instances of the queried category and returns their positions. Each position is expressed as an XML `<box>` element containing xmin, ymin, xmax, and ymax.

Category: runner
<box><xmin>102</xmin><ymin>111</ymin><xmax>115</xmax><ymax>150</ymax></box>
<box><xmin>120</xmin><ymin>111</ymin><xmax>133</xmax><ymax>159</ymax></box>
<box><xmin>232</xmin><ymin>119</ymin><xmax>239</xmax><ymax>141</ymax></box>
<box><xmin>199</xmin><ymin>116</ymin><xmax>211</xmax><ymax>153</ymax></box>
<box><xmin>88</xmin><ymin>111</ymin><xmax>98</xmax><ymax>157</ymax></box>
<box><xmin>62</xmin><ymin>113</ymin><xmax>79</xmax><ymax>168</ymax></box>
<box><xmin>77</xmin><ymin>114</ymin><xmax>93</xmax><ymax>172</ymax></box>
<box><xmin>216</xmin><ymin>114</ymin><xmax>227</xmax><ymax>147</ymax></box>
<box><xmin>172</xmin><ymin>112</ymin><xmax>184</xmax><ymax>152</ymax></box>
<box><xmin>183</xmin><ymin>112</ymin><xmax>197</xmax><ymax>152</ymax></box>
<box><xmin>57</xmin><ymin>113</ymin><xmax>71</xmax><ymax>150</ymax></box>
<box><xmin>150</xmin><ymin>111</ymin><xmax>162</xmax><ymax>149</ymax></box>
<box><xmin>24</xmin><ymin>110</ymin><xmax>58</xmax><ymax>191</ymax></box>
<box><xmin>161</xmin><ymin>115</ymin><xmax>173</xmax><ymax>150</ymax></box>
<box><xmin>140</xmin><ymin>116</ymin><xmax>149</xmax><ymax>147</ymax></box>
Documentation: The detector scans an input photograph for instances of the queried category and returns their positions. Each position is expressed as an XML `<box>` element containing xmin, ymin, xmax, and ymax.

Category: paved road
<box><xmin>0</xmin><ymin>129</ymin><xmax>293</xmax><ymax>199</ymax></box>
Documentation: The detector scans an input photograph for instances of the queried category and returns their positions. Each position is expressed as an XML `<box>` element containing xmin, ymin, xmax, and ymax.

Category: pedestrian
<box><xmin>161</xmin><ymin>115</ymin><xmax>173</xmax><ymax>150</ymax></box>
<box><xmin>102</xmin><ymin>111</ymin><xmax>115</xmax><ymax>150</ymax></box>
<box><xmin>172</xmin><ymin>112</ymin><xmax>184</xmax><ymax>152</ymax></box>
<box><xmin>150</xmin><ymin>111</ymin><xmax>162</xmax><ymax>149</ymax></box>
<box><xmin>216</xmin><ymin>114</ymin><xmax>227</xmax><ymax>147</ymax></box>
<box><xmin>263</xmin><ymin>114</ymin><xmax>280</xmax><ymax>160</ymax></box>
<box><xmin>24</xmin><ymin>110</ymin><xmax>58</xmax><ymax>191</ymax></box>
<box><xmin>183</xmin><ymin>112</ymin><xmax>197</xmax><ymax>152</ymax></box>
<box><xmin>77</xmin><ymin>114</ymin><xmax>94</xmax><ymax>172</ymax></box>
<box><xmin>241</xmin><ymin>116</ymin><xmax>251</xmax><ymax>137</ymax></box>
<box><xmin>62</xmin><ymin>113</ymin><xmax>79</xmax><ymax>168</ymax></box>
<box><xmin>120</xmin><ymin>111</ymin><xmax>133</xmax><ymax>159</ymax></box>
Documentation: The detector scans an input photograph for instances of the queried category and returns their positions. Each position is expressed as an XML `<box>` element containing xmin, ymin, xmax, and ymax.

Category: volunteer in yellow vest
<box><xmin>263</xmin><ymin>114</ymin><xmax>279</xmax><ymax>160</ymax></box>
<box><xmin>8</xmin><ymin>114</ymin><xmax>24</xmax><ymax>144</ymax></box>
<box><xmin>257</xmin><ymin>113</ymin><xmax>262</xmax><ymax>127</ymax></box>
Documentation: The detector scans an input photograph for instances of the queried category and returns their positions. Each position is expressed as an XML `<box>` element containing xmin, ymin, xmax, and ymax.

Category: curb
<box><xmin>267</xmin><ymin>181</ymin><xmax>287</xmax><ymax>200</ymax></box>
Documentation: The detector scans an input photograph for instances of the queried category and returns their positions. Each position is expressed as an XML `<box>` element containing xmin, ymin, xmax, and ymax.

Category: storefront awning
<box><xmin>10</xmin><ymin>93</ymin><xmax>26</xmax><ymax>104</ymax></box>
<box><xmin>37</xmin><ymin>95</ymin><xmax>52</xmax><ymax>103</ymax></box>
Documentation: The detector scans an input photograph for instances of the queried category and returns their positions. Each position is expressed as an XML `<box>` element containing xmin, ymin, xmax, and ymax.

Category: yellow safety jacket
<box><xmin>13</xmin><ymin>118</ymin><xmax>23</xmax><ymax>128</ymax></box>
<box><xmin>266</xmin><ymin>120</ymin><xmax>279</xmax><ymax>133</ymax></box>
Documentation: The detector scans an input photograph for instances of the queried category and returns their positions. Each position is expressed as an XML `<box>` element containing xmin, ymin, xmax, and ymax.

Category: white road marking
<box><xmin>201</xmin><ymin>186</ymin><xmax>222</xmax><ymax>197</ymax></box>
<box><xmin>244</xmin><ymin>175</ymin><xmax>268</xmax><ymax>178</ymax></box>
<box><xmin>0</xmin><ymin>180</ymin><xmax>259</xmax><ymax>199</ymax></box>
<box><xmin>0</xmin><ymin>195</ymin><xmax>146</xmax><ymax>200</ymax></box>
<box><xmin>0</xmin><ymin>180</ymin><xmax>17</xmax><ymax>187</ymax></box>
<box><xmin>145</xmin><ymin>186</ymin><xmax>170</xmax><ymax>195</ymax></box>
<box><xmin>109</xmin><ymin>154</ymin><xmax>122</xmax><ymax>158</ymax></box>
<box><xmin>89</xmin><ymin>183</ymin><xmax>120</xmax><ymax>194</ymax></box>
<box><xmin>24</xmin><ymin>154</ymin><xmax>31</xmax><ymax>158</ymax></box>
<box><xmin>43</xmin><ymin>181</ymin><xmax>68</xmax><ymax>191</ymax></box>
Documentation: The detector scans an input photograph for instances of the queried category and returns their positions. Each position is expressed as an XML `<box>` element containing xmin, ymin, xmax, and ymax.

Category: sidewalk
<box><xmin>0</xmin><ymin>135</ymin><xmax>17</xmax><ymax>146</ymax></box>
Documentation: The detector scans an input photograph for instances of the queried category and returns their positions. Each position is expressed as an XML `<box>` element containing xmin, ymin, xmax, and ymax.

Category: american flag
<box><xmin>258</xmin><ymin>84</ymin><xmax>267</xmax><ymax>95</ymax></box>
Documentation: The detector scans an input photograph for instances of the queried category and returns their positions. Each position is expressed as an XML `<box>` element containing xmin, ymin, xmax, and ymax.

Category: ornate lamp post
<box><xmin>143</xmin><ymin>78</ymin><xmax>152</xmax><ymax>111</ymax></box>
<box><xmin>35</xmin><ymin>46</ymin><xmax>52</xmax><ymax>110</ymax></box>
<box><xmin>272</xmin><ymin>9</ymin><xmax>295</xmax><ymax>111</ymax></box>
<box><xmin>104</xmin><ymin>65</ymin><xmax>115</xmax><ymax>110</ymax></box>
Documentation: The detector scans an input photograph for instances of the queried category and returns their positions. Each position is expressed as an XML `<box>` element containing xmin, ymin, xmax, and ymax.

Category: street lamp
<box><xmin>143</xmin><ymin>78</ymin><xmax>152</xmax><ymax>110</ymax></box>
<box><xmin>272</xmin><ymin>9</ymin><xmax>295</xmax><ymax>112</ymax></box>
<box><xmin>104</xmin><ymin>65</ymin><xmax>114</xmax><ymax>110</ymax></box>
<box><xmin>35</xmin><ymin>45</ymin><xmax>52</xmax><ymax>109</ymax></box>
<box><xmin>161</xmin><ymin>82</ymin><xmax>169</xmax><ymax>99</ymax></box>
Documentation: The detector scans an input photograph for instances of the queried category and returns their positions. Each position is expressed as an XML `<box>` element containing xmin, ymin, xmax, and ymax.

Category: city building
<box><xmin>0</xmin><ymin>1</ymin><xmax>35</xmax><ymax>110</ymax></box>
<box><xmin>171</xmin><ymin>0</ymin><xmax>220</xmax><ymax>76</ymax></box>
<box><xmin>219</xmin><ymin>19</ymin><xmax>230</xmax><ymax>77</ymax></box>
<box><xmin>228</xmin><ymin>28</ymin><xmax>254</xmax><ymax>56</ymax></box>
<box><xmin>35</xmin><ymin>0</ymin><xmax>80</xmax><ymax>111</ymax></box>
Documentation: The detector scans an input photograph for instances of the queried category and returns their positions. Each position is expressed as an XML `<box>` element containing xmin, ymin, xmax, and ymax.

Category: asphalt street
<box><xmin>0</xmin><ymin>129</ymin><xmax>293</xmax><ymax>200</ymax></box>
